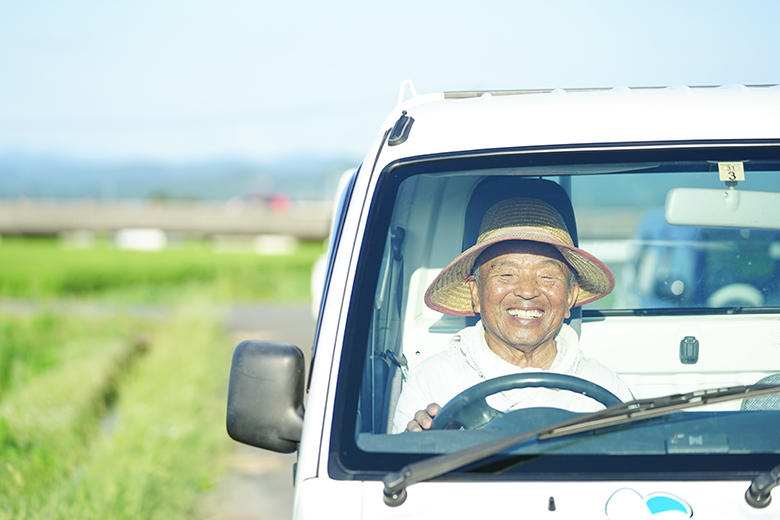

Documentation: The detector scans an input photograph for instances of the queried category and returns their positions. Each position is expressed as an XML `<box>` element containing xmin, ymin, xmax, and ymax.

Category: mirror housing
<box><xmin>665</xmin><ymin>188</ymin><xmax>780</xmax><ymax>230</ymax></box>
<box><xmin>226</xmin><ymin>340</ymin><xmax>305</xmax><ymax>453</ymax></box>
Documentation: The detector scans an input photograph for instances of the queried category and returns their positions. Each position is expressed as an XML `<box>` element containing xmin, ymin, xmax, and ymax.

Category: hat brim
<box><xmin>424</xmin><ymin>227</ymin><xmax>615</xmax><ymax>316</ymax></box>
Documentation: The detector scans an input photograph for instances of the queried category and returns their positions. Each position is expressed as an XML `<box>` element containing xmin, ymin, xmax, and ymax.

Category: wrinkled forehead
<box><xmin>473</xmin><ymin>240</ymin><xmax>572</xmax><ymax>275</ymax></box>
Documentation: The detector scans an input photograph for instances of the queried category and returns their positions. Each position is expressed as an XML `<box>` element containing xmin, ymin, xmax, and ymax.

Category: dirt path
<box><xmin>196</xmin><ymin>446</ymin><xmax>298</xmax><ymax>520</ymax></box>
<box><xmin>197</xmin><ymin>302</ymin><xmax>316</xmax><ymax>520</ymax></box>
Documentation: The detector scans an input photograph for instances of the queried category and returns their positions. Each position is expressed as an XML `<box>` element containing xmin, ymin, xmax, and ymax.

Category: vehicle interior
<box><xmin>341</xmin><ymin>147</ymin><xmax>780</xmax><ymax>463</ymax></box>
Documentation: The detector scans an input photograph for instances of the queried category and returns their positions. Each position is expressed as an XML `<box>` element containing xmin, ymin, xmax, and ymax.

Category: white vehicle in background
<box><xmin>227</xmin><ymin>81</ymin><xmax>780</xmax><ymax>519</ymax></box>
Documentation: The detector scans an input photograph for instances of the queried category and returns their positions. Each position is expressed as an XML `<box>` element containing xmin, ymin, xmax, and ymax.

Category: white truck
<box><xmin>227</xmin><ymin>81</ymin><xmax>780</xmax><ymax>519</ymax></box>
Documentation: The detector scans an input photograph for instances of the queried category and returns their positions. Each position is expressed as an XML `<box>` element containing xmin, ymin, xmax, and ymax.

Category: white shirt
<box><xmin>391</xmin><ymin>322</ymin><xmax>633</xmax><ymax>433</ymax></box>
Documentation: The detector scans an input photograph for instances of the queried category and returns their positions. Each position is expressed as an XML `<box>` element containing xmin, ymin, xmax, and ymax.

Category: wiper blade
<box><xmin>541</xmin><ymin>384</ymin><xmax>780</xmax><ymax>439</ymax></box>
<box><xmin>383</xmin><ymin>384</ymin><xmax>780</xmax><ymax>507</ymax></box>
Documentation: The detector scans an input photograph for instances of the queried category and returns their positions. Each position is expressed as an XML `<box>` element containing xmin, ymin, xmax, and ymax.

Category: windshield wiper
<box><xmin>383</xmin><ymin>384</ymin><xmax>780</xmax><ymax>507</ymax></box>
<box><xmin>746</xmin><ymin>463</ymin><xmax>780</xmax><ymax>508</ymax></box>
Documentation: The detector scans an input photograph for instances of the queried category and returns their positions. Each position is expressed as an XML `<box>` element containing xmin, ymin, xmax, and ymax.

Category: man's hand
<box><xmin>404</xmin><ymin>403</ymin><xmax>441</xmax><ymax>432</ymax></box>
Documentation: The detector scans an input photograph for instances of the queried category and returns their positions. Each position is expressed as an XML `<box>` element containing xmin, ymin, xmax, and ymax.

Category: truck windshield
<box><xmin>329</xmin><ymin>145</ymin><xmax>780</xmax><ymax>481</ymax></box>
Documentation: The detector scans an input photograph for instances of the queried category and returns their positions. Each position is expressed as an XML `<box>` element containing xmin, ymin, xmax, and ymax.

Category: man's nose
<box><xmin>512</xmin><ymin>274</ymin><xmax>540</xmax><ymax>299</ymax></box>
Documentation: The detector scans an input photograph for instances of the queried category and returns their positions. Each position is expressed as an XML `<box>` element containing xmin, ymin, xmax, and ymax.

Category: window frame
<box><xmin>328</xmin><ymin>141</ymin><xmax>780</xmax><ymax>481</ymax></box>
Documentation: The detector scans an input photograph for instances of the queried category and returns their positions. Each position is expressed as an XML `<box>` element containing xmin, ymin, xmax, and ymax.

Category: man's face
<box><xmin>468</xmin><ymin>241</ymin><xmax>579</xmax><ymax>364</ymax></box>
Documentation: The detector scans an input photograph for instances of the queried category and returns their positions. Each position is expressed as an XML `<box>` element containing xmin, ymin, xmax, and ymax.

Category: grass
<box><xmin>0</xmin><ymin>313</ymin><xmax>150</xmax><ymax>511</ymax></box>
<box><xmin>0</xmin><ymin>307</ymin><xmax>236</xmax><ymax>520</ymax></box>
<box><xmin>0</xmin><ymin>236</ymin><xmax>317</xmax><ymax>519</ymax></box>
<box><xmin>0</xmin><ymin>235</ymin><xmax>325</xmax><ymax>302</ymax></box>
<box><xmin>0</xmin><ymin>313</ymin><xmax>63</xmax><ymax>398</ymax></box>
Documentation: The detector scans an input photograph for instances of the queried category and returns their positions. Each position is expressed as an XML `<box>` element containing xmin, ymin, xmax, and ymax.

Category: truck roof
<box><xmin>378</xmin><ymin>82</ymin><xmax>780</xmax><ymax>159</ymax></box>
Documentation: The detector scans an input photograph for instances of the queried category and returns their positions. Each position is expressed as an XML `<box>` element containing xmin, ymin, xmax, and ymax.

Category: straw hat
<box><xmin>424</xmin><ymin>197</ymin><xmax>615</xmax><ymax>316</ymax></box>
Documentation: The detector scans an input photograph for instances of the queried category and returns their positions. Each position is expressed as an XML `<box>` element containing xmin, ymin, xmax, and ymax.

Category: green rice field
<box><xmin>0</xmin><ymin>236</ymin><xmax>323</xmax><ymax>519</ymax></box>
<box><xmin>0</xmin><ymin>236</ymin><xmax>324</xmax><ymax>302</ymax></box>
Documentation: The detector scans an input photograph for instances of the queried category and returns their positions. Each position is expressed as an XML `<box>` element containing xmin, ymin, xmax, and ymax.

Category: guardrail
<box><xmin>0</xmin><ymin>199</ymin><xmax>333</xmax><ymax>240</ymax></box>
<box><xmin>0</xmin><ymin>199</ymin><xmax>641</xmax><ymax>243</ymax></box>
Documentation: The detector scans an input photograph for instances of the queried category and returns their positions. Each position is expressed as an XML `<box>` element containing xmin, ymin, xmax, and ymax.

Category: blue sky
<box><xmin>1</xmin><ymin>0</ymin><xmax>778</xmax><ymax>162</ymax></box>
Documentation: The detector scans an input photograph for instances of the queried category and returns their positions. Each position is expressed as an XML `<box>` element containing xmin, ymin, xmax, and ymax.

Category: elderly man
<box><xmin>392</xmin><ymin>197</ymin><xmax>632</xmax><ymax>433</ymax></box>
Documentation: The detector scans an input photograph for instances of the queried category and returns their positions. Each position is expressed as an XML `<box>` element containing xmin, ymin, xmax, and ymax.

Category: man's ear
<box><xmin>468</xmin><ymin>278</ymin><xmax>481</xmax><ymax>315</ymax></box>
<box><xmin>565</xmin><ymin>282</ymin><xmax>580</xmax><ymax>319</ymax></box>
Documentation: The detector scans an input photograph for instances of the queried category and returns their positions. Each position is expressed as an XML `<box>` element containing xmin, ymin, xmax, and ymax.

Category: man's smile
<box><xmin>507</xmin><ymin>308</ymin><xmax>544</xmax><ymax>319</ymax></box>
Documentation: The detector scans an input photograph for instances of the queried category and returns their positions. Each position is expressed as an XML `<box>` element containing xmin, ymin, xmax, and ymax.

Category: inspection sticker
<box><xmin>718</xmin><ymin>161</ymin><xmax>745</xmax><ymax>181</ymax></box>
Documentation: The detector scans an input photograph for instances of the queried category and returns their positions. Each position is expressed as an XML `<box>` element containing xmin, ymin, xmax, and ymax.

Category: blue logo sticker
<box><xmin>606</xmin><ymin>488</ymin><xmax>692</xmax><ymax>519</ymax></box>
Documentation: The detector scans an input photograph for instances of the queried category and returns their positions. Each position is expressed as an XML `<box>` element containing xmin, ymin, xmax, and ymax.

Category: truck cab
<box><xmin>227</xmin><ymin>82</ymin><xmax>780</xmax><ymax>519</ymax></box>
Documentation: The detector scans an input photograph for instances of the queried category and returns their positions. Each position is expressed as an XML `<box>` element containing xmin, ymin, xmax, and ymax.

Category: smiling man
<box><xmin>392</xmin><ymin>197</ymin><xmax>633</xmax><ymax>433</ymax></box>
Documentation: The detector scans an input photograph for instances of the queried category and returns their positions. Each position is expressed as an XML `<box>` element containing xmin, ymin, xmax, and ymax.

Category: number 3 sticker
<box><xmin>718</xmin><ymin>162</ymin><xmax>745</xmax><ymax>181</ymax></box>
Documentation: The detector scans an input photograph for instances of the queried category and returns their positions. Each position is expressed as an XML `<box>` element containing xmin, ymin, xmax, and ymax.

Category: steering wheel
<box><xmin>432</xmin><ymin>373</ymin><xmax>622</xmax><ymax>430</ymax></box>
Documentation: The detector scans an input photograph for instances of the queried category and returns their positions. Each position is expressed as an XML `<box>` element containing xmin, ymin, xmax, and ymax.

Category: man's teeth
<box><xmin>508</xmin><ymin>309</ymin><xmax>543</xmax><ymax>318</ymax></box>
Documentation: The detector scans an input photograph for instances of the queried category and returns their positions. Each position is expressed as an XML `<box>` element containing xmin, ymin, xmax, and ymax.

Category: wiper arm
<box><xmin>383</xmin><ymin>384</ymin><xmax>780</xmax><ymax>507</ymax></box>
<box><xmin>746</xmin><ymin>463</ymin><xmax>780</xmax><ymax>508</ymax></box>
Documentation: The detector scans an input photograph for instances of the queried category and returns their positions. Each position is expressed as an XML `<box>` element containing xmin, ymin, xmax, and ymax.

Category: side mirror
<box><xmin>226</xmin><ymin>340</ymin><xmax>305</xmax><ymax>453</ymax></box>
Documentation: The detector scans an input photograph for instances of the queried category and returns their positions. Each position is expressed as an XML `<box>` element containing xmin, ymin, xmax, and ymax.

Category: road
<box><xmin>197</xmin><ymin>302</ymin><xmax>316</xmax><ymax>520</ymax></box>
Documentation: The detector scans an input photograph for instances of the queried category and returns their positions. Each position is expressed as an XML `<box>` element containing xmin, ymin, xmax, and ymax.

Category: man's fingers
<box><xmin>413</xmin><ymin>409</ymin><xmax>434</xmax><ymax>429</ymax></box>
<box><xmin>404</xmin><ymin>403</ymin><xmax>443</xmax><ymax>432</ymax></box>
<box><xmin>406</xmin><ymin>403</ymin><xmax>441</xmax><ymax>432</ymax></box>
<box><xmin>405</xmin><ymin>420</ymin><xmax>422</xmax><ymax>432</ymax></box>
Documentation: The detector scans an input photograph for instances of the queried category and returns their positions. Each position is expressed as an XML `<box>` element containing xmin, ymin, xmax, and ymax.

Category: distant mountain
<box><xmin>0</xmin><ymin>153</ymin><xmax>358</xmax><ymax>201</ymax></box>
